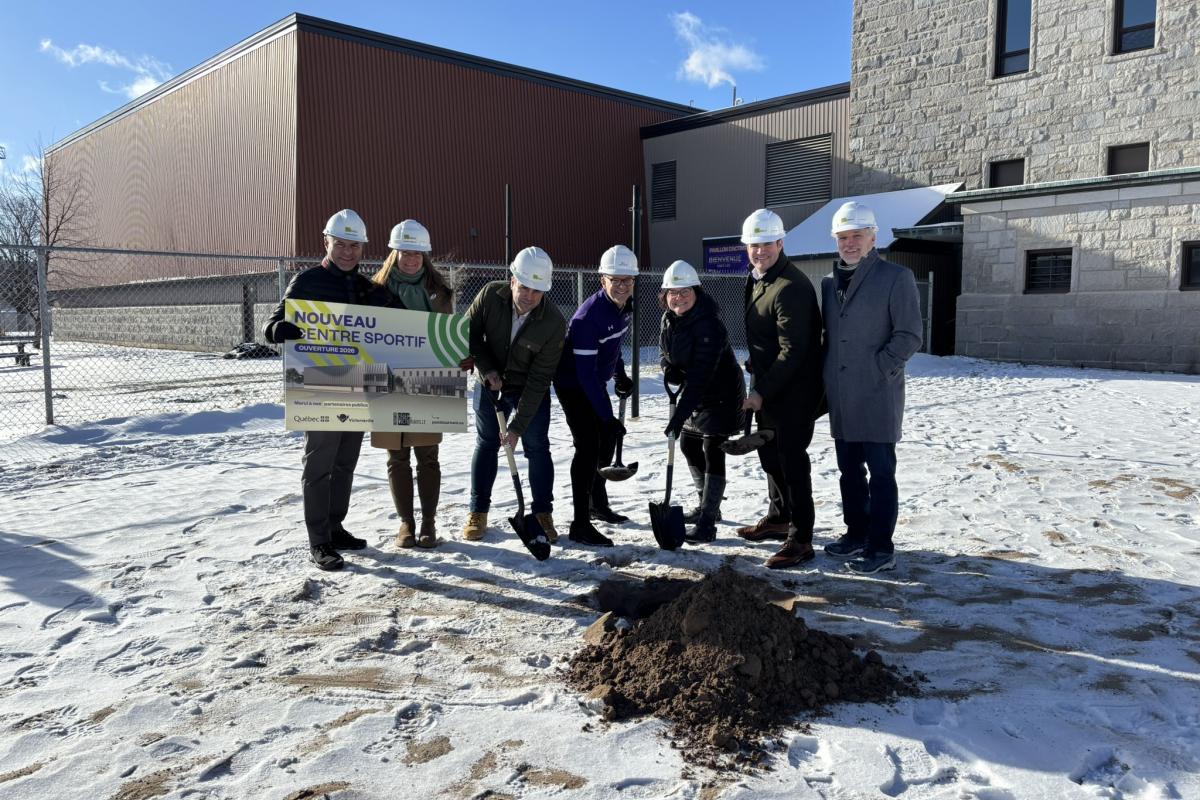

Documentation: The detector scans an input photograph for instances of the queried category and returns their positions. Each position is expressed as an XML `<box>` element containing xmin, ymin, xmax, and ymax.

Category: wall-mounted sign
<box><xmin>702</xmin><ymin>235</ymin><xmax>749</xmax><ymax>274</ymax></box>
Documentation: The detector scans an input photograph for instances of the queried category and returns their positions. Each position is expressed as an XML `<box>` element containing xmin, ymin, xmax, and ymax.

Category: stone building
<box><xmin>848</xmin><ymin>0</ymin><xmax>1200</xmax><ymax>373</ymax></box>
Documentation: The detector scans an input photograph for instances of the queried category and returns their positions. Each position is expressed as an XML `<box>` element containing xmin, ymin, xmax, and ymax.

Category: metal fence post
<box><xmin>277</xmin><ymin>259</ymin><xmax>288</xmax><ymax>301</ymax></box>
<box><xmin>37</xmin><ymin>249</ymin><xmax>54</xmax><ymax>425</ymax></box>
<box><xmin>576</xmin><ymin>270</ymin><xmax>583</xmax><ymax>308</ymax></box>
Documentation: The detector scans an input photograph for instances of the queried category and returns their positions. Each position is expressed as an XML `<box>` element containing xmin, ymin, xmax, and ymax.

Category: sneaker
<box><xmin>331</xmin><ymin>527</ymin><xmax>367</xmax><ymax>550</ymax></box>
<box><xmin>535</xmin><ymin>513</ymin><xmax>559</xmax><ymax>543</ymax></box>
<box><xmin>396</xmin><ymin>520</ymin><xmax>417</xmax><ymax>549</ymax></box>
<box><xmin>765</xmin><ymin>541</ymin><xmax>815</xmax><ymax>570</ymax></box>
<box><xmin>310</xmin><ymin>543</ymin><xmax>344</xmax><ymax>571</ymax></box>
<box><xmin>736</xmin><ymin>517</ymin><xmax>790</xmax><ymax>542</ymax></box>
<box><xmin>824</xmin><ymin>534</ymin><xmax>865</xmax><ymax>559</ymax></box>
<box><xmin>462</xmin><ymin>512</ymin><xmax>488</xmax><ymax>541</ymax></box>
<box><xmin>568</xmin><ymin>520</ymin><xmax>613</xmax><ymax>547</ymax></box>
<box><xmin>590</xmin><ymin>506</ymin><xmax>629</xmax><ymax>525</ymax></box>
<box><xmin>846</xmin><ymin>551</ymin><xmax>897</xmax><ymax>575</ymax></box>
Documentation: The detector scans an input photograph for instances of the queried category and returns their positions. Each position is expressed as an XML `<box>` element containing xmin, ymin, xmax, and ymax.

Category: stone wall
<box><xmin>849</xmin><ymin>0</ymin><xmax>1200</xmax><ymax>193</ymax></box>
<box><xmin>53</xmin><ymin>303</ymin><xmax>279</xmax><ymax>352</ymax></box>
<box><xmin>955</xmin><ymin>179</ymin><xmax>1200</xmax><ymax>373</ymax></box>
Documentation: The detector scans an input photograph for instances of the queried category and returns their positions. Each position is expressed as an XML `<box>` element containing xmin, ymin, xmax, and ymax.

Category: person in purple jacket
<box><xmin>553</xmin><ymin>245</ymin><xmax>638</xmax><ymax>546</ymax></box>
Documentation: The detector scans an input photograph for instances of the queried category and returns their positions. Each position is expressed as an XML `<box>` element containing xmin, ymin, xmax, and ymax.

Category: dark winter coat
<box><xmin>554</xmin><ymin>288</ymin><xmax>631</xmax><ymax>420</ymax></box>
<box><xmin>659</xmin><ymin>290</ymin><xmax>746</xmax><ymax>436</ymax></box>
<box><xmin>263</xmin><ymin>260</ymin><xmax>390</xmax><ymax>343</ymax></box>
<box><xmin>743</xmin><ymin>253</ymin><xmax>824</xmax><ymax>423</ymax></box>
<box><xmin>466</xmin><ymin>280</ymin><xmax>566</xmax><ymax>436</ymax></box>
<box><xmin>821</xmin><ymin>249</ymin><xmax>922</xmax><ymax>443</ymax></box>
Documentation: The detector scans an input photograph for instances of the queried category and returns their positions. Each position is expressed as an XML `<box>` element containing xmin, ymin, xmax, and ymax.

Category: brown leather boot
<box><xmin>388</xmin><ymin>448</ymin><xmax>417</xmax><ymax>549</ymax></box>
<box><xmin>736</xmin><ymin>516</ymin><xmax>790</xmax><ymax>542</ymax></box>
<box><xmin>765</xmin><ymin>539</ymin><xmax>816</xmax><ymax>570</ymax></box>
<box><xmin>415</xmin><ymin>445</ymin><xmax>440</xmax><ymax>548</ymax></box>
<box><xmin>397</xmin><ymin>520</ymin><xmax>417</xmax><ymax>548</ymax></box>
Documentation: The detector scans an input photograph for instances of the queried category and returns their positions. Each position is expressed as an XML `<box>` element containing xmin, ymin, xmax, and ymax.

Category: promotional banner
<box><xmin>282</xmin><ymin>300</ymin><xmax>470</xmax><ymax>433</ymax></box>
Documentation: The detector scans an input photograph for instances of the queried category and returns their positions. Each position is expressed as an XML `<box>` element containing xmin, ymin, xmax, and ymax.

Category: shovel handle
<box><xmin>612</xmin><ymin>395</ymin><xmax>627</xmax><ymax>465</ymax></box>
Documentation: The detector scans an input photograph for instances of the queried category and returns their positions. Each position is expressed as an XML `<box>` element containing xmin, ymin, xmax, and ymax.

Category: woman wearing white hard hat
<box><xmin>262</xmin><ymin>209</ymin><xmax>391</xmax><ymax>572</ymax></box>
<box><xmin>658</xmin><ymin>260</ymin><xmax>745</xmax><ymax>543</ymax></box>
<box><xmin>369</xmin><ymin>219</ymin><xmax>455</xmax><ymax>549</ymax></box>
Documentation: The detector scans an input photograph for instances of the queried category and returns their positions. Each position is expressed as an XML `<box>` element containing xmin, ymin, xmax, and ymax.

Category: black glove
<box><xmin>272</xmin><ymin>321</ymin><xmax>304</xmax><ymax>342</ymax></box>
<box><xmin>663</xmin><ymin>414</ymin><xmax>684</xmax><ymax>439</ymax></box>
<box><xmin>662</xmin><ymin>365</ymin><xmax>685</xmax><ymax>386</ymax></box>
<box><xmin>603</xmin><ymin>416</ymin><xmax>626</xmax><ymax>440</ymax></box>
<box><xmin>743</xmin><ymin>358</ymin><xmax>754</xmax><ymax>375</ymax></box>
<box><xmin>613</xmin><ymin>371</ymin><xmax>634</xmax><ymax>398</ymax></box>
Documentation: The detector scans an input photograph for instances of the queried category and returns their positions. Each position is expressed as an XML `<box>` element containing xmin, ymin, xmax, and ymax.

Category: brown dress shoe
<box><xmin>736</xmin><ymin>517</ymin><xmax>791</xmax><ymax>542</ymax></box>
<box><xmin>765</xmin><ymin>540</ymin><xmax>815</xmax><ymax>569</ymax></box>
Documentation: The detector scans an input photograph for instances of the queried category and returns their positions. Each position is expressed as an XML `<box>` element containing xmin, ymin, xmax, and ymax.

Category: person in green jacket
<box><xmin>461</xmin><ymin>247</ymin><xmax>567</xmax><ymax>542</ymax></box>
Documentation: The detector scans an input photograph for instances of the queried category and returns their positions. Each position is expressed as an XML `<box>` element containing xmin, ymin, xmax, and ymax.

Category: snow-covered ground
<box><xmin>2</xmin><ymin>353</ymin><xmax>1198</xmax><ymax>799</ymax></box>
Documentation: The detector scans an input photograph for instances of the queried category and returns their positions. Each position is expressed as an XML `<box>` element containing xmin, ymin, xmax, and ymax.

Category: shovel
<box><xmin>494</xmin><ymin>393</ymin><xmax>551</xmax><ymax>561</ymax></box>
<box><xmin>649</xmin><ymin>382</ymin><xmax>686</xmax><ymax>550</ymax></box>
<box><xmin>721</xmin><ymin>412</ymin><xmax>776</xmax><ymax>456</ymax></box>
<box><xmin>599</xmin><ymin>395</ymin><xmax>638</xmax><ymax>481</ymax></box>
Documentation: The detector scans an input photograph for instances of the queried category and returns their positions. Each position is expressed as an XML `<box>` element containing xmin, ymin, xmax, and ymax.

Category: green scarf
<box><xmin>387</xmin><ymin>266</ymin><xmax>432</xmax><ymax>311</ymax></box>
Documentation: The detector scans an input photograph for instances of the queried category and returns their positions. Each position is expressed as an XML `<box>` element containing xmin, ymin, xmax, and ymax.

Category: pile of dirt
<box><xmin>567</xmin><ymin>567</ymin><xmax>919</xmax><ymax>767</ymax></box>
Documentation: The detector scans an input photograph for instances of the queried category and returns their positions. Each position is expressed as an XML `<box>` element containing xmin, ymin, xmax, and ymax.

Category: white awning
<box><xmin>783</xmin><ymin>183</ymin><xmax>963</xmax><ymax>257</ymax></box>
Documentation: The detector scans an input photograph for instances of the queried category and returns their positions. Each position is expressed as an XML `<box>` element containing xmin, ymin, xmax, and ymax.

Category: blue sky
<box><xmin>1</xmin><ymin>0</ymin><xmax>853</xmax><ymax>176</ymax></box>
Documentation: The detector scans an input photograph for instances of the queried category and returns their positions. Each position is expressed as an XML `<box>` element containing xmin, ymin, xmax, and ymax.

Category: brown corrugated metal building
<box><xmin>48</xmin><ymin>14</ymin><xmax>694</xmax><ymax>274</ymax></box>
<box><xmin>640</xmin><ymin>85</ymin><xmax>850</xmax><ymax>270</ymax></box>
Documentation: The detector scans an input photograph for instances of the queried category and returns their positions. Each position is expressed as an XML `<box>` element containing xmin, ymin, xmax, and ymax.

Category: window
<box><xmin>989</xmin><ymin>158</ymin><xmax>1025</xmax><ymax>187</ymax></box>
<box><xmin>1025</xmin><ymin>249</ymin><xmax>1072</xmax><ymax>293</ymax></box>
<box><xmin>995</xmin><ymin>0</ymin><xmax>1032</xmax><ymax>76</ymax></box>
<box><xmin>1107</xmin><ymin>143</ymin><xmax>1149</xmax><ymax>175</ymax></box>
<box><xmin>1115</xmin><ymin>0</ymin><xmax>1155</xmax><ymax>53</ymax></box>
<box><xmin>651</xmin><ymin>161</ymin><xmax>676</xmax><ymax>221</ymax></box>
<box><xmin>1183</xmin><ymin>242</ymin><xmax>1200</xmax><ymax>290</ymax></box>
<box><xmin>765</xmin><ymin>134</ymin><xmax>832</xmax><ymax>206</ymax></box>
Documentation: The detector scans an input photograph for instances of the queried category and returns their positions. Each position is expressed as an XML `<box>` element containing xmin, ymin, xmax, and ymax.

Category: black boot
<box><xmin>685</xmin><ymin>475</ymin><xmax>725</xmax><ymax>544</ymax></box>
<box><xmin>682</xmin><ymin>465</ymin><xmax>705</xmax><ymax>524</ymax></box>
<box><xmin>310</xmin><ymin>543</ymin><xmax>345</xmax><ymax>571</ymax></box>
<box><xmin>590</xmin><ymin>505</ymin><xmax>629</xmax><ymax>524</ymax></box>
<box><xmin>332</xmin><ymin>525</ymin><xmax>367</xmax><ymax>550</ymax></box>
<box><xmin>569</xmin><ymin>520</ymin><xmax>614</xmax><ymax>547</ymax></box>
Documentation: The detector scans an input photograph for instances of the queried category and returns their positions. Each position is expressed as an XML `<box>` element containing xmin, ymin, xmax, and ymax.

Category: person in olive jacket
<box><xmin>737</xmin><ymin>208</ymin><xmax>826</xmax><ymax>570</ymax></box>
<box><xmin>658</xmin><ymin>260</ymin><xmax>745</xmax><ymax>543</ymax></box>
<box><xmin>263</xmin><ymin>209</ymin><xmax>390</xmax><ymax>572</ymax></box>
<box><xmin>461</xmin><ymin>246</ymin><xmax>566</xmax><ymax>543</ymax></box>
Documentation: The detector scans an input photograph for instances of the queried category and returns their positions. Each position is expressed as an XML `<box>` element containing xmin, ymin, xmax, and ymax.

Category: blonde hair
<box><xmin>373</xmin><ymin>250</ymin><xmax>452</xmax><ymax>300</ymax></box>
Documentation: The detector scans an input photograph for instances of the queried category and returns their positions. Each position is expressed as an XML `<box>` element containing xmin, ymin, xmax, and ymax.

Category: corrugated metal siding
<box><xmin>644</xmin><ymin>95</ymin><xmax>849</xmax><ymax>269</ymax></box>
<box><xmin>46</xmin><ymin>32</ymin><xmax>297</xmax><ymax>283</ymax></box>
<box><xmin>296</xmin><ymin>31</ymin><xmax>679</xmax><ymax>265</ymax></box>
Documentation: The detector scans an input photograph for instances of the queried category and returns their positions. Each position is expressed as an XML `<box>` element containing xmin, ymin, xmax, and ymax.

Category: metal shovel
<box><xmin>721</xmin><ymin>412</ymin><xmax>775</xmax><ymax>456</ymax></box>
<box><xmin>494</xmin><ymin>393</ymin><xmax>551</xmax><ymax>561</ymax></box>
<box><xmin>649</xmin><ymin>382</ymin><xmax>686</xmax><ymax>550</ymax></box>
<box><xmin>599</xmin><ymin>394</ymin><xmax>638</xmax><ymax>481</ymax></box>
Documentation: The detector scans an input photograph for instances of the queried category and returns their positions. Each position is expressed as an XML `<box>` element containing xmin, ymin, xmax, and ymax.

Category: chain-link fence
<box><xmin>0</xmin><ymin>245</ymin><xmax>750</xmax><ymax>444</ymax></box>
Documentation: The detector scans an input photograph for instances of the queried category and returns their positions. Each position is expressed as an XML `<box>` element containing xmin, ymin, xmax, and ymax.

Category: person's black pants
<box><xmin>834</xmin><ymin>440</ymin><xmax>898</xmax><ymax>554</ymax></box>
<box><xmin>556</xmin><ymin>387</ymin><xmax>618</xmax><ymax>523</ymax></box>
<box><xmin>679</xmin><ymin>431</ymin><xmax>727</xmax><ymax>476</ymax></box>
<box><xmin>302</xmin><ymin>430</ymin><xmax>364</xmax><ymax>546</ymax></box>
<box><xmin>756</xmin><ymin>407</ymin><xmax>815</xmax><ymax>544</ymax></box>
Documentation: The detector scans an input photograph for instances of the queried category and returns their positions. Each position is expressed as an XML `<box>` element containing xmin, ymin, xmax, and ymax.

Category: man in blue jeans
<box><xmin>820</xmin><ymin>201</ymin><xmax>922</xmax><ymax>574</ymax></box>
<box><xmin>462</xmin><ymin>247</ymin><xmax>566</xmax><ymax>542</ymax></box>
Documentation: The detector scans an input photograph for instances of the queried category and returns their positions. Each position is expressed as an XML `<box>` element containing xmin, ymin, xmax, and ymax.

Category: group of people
<box><xmin>265</xmin><ymin>201</ymin><xmax>922</xmax><ymax>576</ymax></box>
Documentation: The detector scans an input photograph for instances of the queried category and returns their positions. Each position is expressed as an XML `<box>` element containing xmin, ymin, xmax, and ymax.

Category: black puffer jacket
<box><xmin>659</xmin><ymin>290</ymin><xmax>746</xmax><ymax>436</ymax></box>
<box><xmin>263</xmin><ymin>260</ymin><xmax>390</xmax><ymax>343</ymax></box>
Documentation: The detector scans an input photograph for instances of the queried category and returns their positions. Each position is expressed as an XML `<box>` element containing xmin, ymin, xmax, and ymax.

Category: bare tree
<box><xmin>0</xmin><ymin>139</ymin><xmax>94</xmax><ymax>340</ymax></box>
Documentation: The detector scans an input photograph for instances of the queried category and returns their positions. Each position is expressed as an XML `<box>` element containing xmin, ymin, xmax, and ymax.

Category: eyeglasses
<box><xmin>665</xmin><ymin>288</ymin><xmax>693</xmax><ymax>297</ymax></box>
<box><xmin>604</xmin><ymin>276</ymin><xmax>634</xmax><ymax>286</ymax></box>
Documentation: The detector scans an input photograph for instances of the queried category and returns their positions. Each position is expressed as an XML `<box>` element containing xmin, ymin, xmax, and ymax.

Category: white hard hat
<box><xmin>323</xmin><ymin>209</ymin><xmax>368</xmax><ymax>243</ymax></box>
<box><xmin>599</xmin><ymin>245</ymin><xmax>639</xmax><ymax>276</ymax></box>
<box><xmin>661</xmin><ymin>260</ymin><xmax>700</xmax><ymax>289</ymax></box>
<box><xmin>830</xmin><ymin>201</ymin><xmax>878</xmax><ymax>234</ymax></box>
<box><xmin>510</xmin><ymin>246</ymin><xmax>553</xmax><ymax>292</ymax></box>
<box><xmin>388</xmin><ymin>219</ymin><xmax>432</xmax><ymax>252</ymax></box>
<box><xmin>741</xmin><ymin>208</ymin><xmax>786</xmax><ymax>244</ymax></box>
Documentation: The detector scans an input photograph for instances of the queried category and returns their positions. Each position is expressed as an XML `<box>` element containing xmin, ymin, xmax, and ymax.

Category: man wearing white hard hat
<box><xmin>821</xmin><ymin>201</ymin><xmax>922</xmax><ymax>574</ymax></box>
<box><xmin>263</xmin><ymin>209</ymin><xmax>390</xmax><ymax>571</ymax></box>
<box><xmin>737</xmin><ymin>208</ymin><xmax>826</xmax><ymax>570</ymax></box>
<box><xmin>553</xmin><ymin>245</ymin><xmax>638</xmax><ymax>547</ymax></box>
<box><xmin>461</xmin><ymin>246</ymin><xmax>567</xmax><ymax>543</ymax></box>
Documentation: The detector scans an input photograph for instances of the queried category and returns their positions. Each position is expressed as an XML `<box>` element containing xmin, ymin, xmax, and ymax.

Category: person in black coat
<box><xmin>659</xmin><ymin>260</ymin><xmax>745</xmax><ymax>543</ymax></box>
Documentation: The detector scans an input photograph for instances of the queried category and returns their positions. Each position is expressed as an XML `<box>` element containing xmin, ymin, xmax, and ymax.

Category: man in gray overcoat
<box><xmin>821</xmin><ymin>201</ymin><xmax>923</xmax><ymax>574</ymax></box>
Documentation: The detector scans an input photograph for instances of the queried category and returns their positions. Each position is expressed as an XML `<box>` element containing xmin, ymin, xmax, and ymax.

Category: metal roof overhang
<box><xmin>891</xmin><ymin>222</ymin><xmax>963</xmax><ymax>243</ymax></box>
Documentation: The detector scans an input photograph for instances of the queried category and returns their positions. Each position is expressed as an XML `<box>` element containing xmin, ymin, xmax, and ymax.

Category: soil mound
<box><xmin>567</xmin><ymin>567</ymin><xmax>919</xmax><ymax>766</ymax></box>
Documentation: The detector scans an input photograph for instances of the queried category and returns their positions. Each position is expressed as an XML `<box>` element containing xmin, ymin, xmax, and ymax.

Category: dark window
<box><xmin>765</xmin><ymin>134</ymin><xmax>832</xmax><ymax>206</ymax></box>
<box><xmin>1026</xmin><ymin>249</ymin><xmax>1072</xmax><ymax>293</ymax></box>
<box><xmin>1183</xmin><ymin>242</ymin><xmax>1200</xmax><ymax>290</ymax></box>
<box><xmin>1107</xmin><ymin>143</ymin><xmax>1150</xmax><ymax>175</ymax></box>
<box><xmin>1115</xmin><ymin>0</ymin><xmax>1155</xmax><ymax>53</ymax></box>
<box><xmin>651</xmin><ymin>161</ymin><xmax>676</xmax><ymax>221</ymax></box>
<box><xmin>989</xmin><ymin>158</ymin><xmax>1025</xmax><ymax>187</ymax></box>
<box><xmin>995</xmin><ymin>0</ymin><xmax>1032</xmax><ymax>76</ymax></box>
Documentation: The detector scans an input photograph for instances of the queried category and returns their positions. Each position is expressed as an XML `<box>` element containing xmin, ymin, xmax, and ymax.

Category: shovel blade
<box><xmin>649</xmin><ymin>501</ymin><xmax>686</xmax><ymax>550</ymax></box>
<box><xmin>511</xmin><ymin>513</ymin><xmax>551</xmax><ymax>561</ymax></box>
<box><xmin>720</xmin><ymin>430</ymin><xmax>775</xmax><ymax>456</ymax></box>
<box><xmin>599</xmin><ymin>461</ymin><xmax>639</xmax><ymax>481</ymax></box>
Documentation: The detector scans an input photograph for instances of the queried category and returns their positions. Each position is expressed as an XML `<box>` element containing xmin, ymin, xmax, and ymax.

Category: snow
<box><xmin>783</xmin><ymin>183</ymin><xmax>964</xmax><ymax>256</ymax></box>
<box><xmin>2</xmin><ymin>352</ymin><xmax>1199</xmax><ymax>799</ymax></box>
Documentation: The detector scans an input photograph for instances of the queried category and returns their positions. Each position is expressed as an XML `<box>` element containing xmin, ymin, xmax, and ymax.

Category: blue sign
<box><xmin>702</xmin><ymin>235</ymin><xmax>749</xmax><ymax>274</ymax></box>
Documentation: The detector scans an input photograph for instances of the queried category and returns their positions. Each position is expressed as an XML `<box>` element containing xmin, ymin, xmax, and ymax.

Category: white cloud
<box><xmin>21</xmin><ymin>155</ymin><xmax>41</xmax><ymax>174</ymax></box>
<box><xmin>671</xmin><ymin>11</ymin><xmax>763</xmax><ymax>89</ymax></box>
<box><xmin>40</xmin><ymin>38</ymin><xmax>171</xmax><ymax>99</ymax></box>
